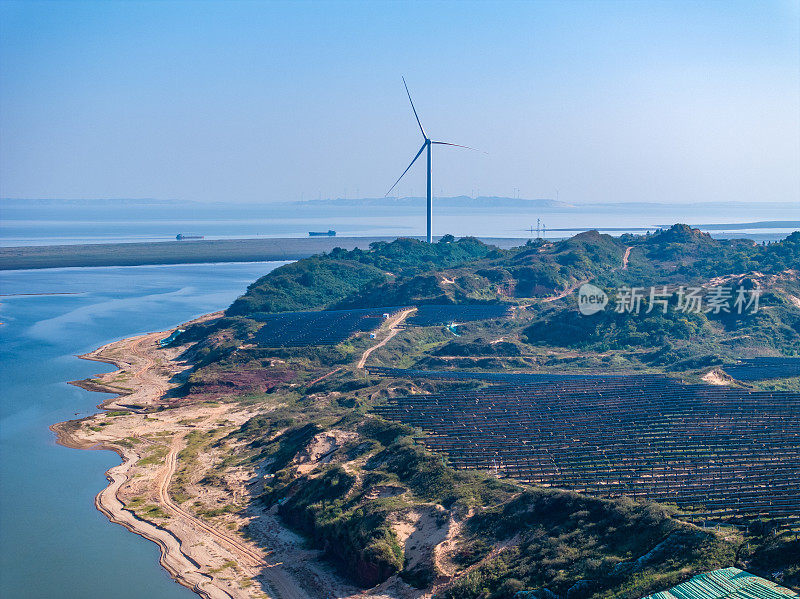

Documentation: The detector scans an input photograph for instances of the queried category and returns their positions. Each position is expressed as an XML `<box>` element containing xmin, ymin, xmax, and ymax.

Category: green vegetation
<box><xmin>227</xmin><ymin>257</ymin><xmax>389</xmax><ymax>315</ymax></box>
<box><xmin>226</xmin><ymin>236</ymin><xmax>496</xmax><ymax>316</ymax></box>
<box><xmin>253</xmin><ymin>415</ymin><xmax>519</xmax><ymax>587</ymax></box>
<box><xmin>196</xmin><ymin>503</ymin><xmax>239</xmax><ymax>519</ymax></box>
<box><xmin>137</xmin><ymin>444</ymin><xmax>169</xmax><ymax>467</ymax></box>
<box><xmin>208</xmin><ymin>560</ymin><xmax>238</xmax><ymax>574</ymax></box>
<box><xmin>742</xmin><ymin>531</ymin><xmax>800</xmax><ymax>589</ymax></box>
<box><xmin>522</xmin><ymin>286</ymin><xmax>800</xmax><ymax>367</ymax></box>
<box><xmin>127</xmin><ymin>496</ymin><xmax>146</xmax><ymax>509</ymax></box>
<box><xmin>168</xmin><ymin>226</ymin><xmax>800</xmax><ymax>597</ymax></box>
<box><xmin>442</xmin><ymin>491</ymin><xmax>735</xmax><ymax>599</ymax></box>
<box><xmin>138</xmin><ymin>504</ymin><xmax>171</xmax><ymax>519</ymax></box>
<box><xmin>105</xmin><ymin>410</ymin><xmax>132</xmax><ymax>417</ymax></box>
<box><xmin>170</xmin><ymin>430</ymin><xmax>214</xmax><ymax>504</ymax></box>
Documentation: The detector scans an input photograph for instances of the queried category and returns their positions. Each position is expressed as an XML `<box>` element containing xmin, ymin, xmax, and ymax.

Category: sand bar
<box><xmin>0</xmin><ymin>236</ymin><xmax>529</xmax><ymax>270</ymax></box>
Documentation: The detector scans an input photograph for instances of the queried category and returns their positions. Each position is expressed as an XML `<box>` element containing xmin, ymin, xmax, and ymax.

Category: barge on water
<box><xmin>176</xmin><ymin>234</ymin><xmax>204</xmax><ymax>240</ymax></box>
<box><xmin>308</xmin><ymin>230</ymin><xmax>336</xmax><ymax>237</ymax></box>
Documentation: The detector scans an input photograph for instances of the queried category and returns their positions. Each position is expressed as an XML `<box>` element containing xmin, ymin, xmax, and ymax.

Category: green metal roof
<box><xmin>641</xmin><ymin>568</ymin><xmax>798</xmax><ymax>599</ymax></box>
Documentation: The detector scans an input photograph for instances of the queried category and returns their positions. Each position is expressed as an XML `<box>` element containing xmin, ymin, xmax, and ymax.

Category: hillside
<box><xmin>218</xmin><ymin>226</ymin><xmax>800</xmax><ymax>368</ymax></box>
<box><xmin>125</xmin><ymin>225</ymin><xmax>799</xmax><ymax>598</ymax></box>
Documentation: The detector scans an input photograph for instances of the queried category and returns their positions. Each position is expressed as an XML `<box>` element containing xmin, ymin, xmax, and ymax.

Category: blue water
<box><xmin>0</xmin><ymin>262</ymin><xmax>282</xmax><ymax>598</ymax></box>
<box><xmin>2</xmin><ymin>200</ymin><xmax>798</xmax><ymax>246</ymax></box>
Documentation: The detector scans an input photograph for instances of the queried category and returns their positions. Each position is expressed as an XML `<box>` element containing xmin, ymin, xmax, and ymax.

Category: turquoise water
<box><xmin>0</xmin><ymin>262</ymin><xmax>282</xmax><ymax>598</ymax></box>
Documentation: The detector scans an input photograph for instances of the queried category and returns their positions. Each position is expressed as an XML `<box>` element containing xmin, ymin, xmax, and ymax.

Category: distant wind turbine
<box><xmin>386</xmin><ymin>77</ymin><xmax>482</xmax><ymax>243</ymax></box>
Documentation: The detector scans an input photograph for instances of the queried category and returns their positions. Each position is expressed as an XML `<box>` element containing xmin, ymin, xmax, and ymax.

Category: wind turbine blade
<box><xmin>431</xmin><ymin>141</ymin><xmax>487</xmax><ymax>154</ymax></box>
<box><xmin>402</xmin><ymin>76</ymin><xmax>427</xmax><ymax>139</ymax></box>
<box><xmin>386</xmin><ymin>142</ymin><xmax>427</xmax><ymax>196</ymax></box>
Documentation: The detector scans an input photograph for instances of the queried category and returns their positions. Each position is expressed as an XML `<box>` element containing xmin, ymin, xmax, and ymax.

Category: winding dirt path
<box><xmin>142</xmin><ymin>390</ymin><xmax>311</xmax><ymax>598</ymax></box>
<box><xmin>357</xmin><ymin>308</ymin><xmax>416</xmax><ymax>369</ymax></box>
<box><xmin>622</xmin><ymin>245</ymin><xmax>633</xmax><ymax>270</ymax></box>
<box><xmin>540</xmin><ymin>279</ymin><xmax>590</xmax><ymax>303</ymax></box>
<box><xmin>55</xmin><ymin>324</ymin><xmax>313</xmax><ymax>599</ymax></box>
<box><xmin>157</xmin><ymin>436</ymin><xmax>271</xmax><ymax>572</ymax></box>
<box><xmin>306</xmin><ymin>367</ymin><xmax>343</xmax><ymax>387</ymax></box>
<box><xmin>95</xmin><ymin>447</ymin><xmax>231</xmax><ymax>599</ymax></box>
<box><xmin>538</xmin><ymin>245</ymin><xmax>634</xmax><ymax>304</ymax></box>
<box><xmin>130</xmin><ymin>333</ymin><xmax>171</xmax><ymax>399</ymax></box>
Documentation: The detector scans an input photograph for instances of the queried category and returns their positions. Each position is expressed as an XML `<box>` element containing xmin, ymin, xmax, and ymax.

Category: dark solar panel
<box><xmin>373</xmin><ymin>377</ymin><xmax>800</xmax><ymax>524</ymax></box>
<box><xmin>252</xmin><ymin>307</ymin><xmax>408</xmax><ymax>347</ymax></box>
<box><xmin>723</xmin><ymin>357</ymin><xmax>800</xmax><ymax>381</ymax></box>
<box><xmin>367</xmin><ymin>367</ymin><xmax>637</xmax><ymax>382</ymax></box>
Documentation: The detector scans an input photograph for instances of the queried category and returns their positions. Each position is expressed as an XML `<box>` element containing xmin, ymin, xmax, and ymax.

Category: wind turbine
<box><xmin>386</xmin><ymin>77</ymin><xmax>481</xmax><ymax>243</ymax></box>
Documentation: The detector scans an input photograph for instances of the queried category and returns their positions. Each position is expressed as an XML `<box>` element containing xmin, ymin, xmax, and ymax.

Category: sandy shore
<box><xmin>50</xmin><ymin>304</ymin><xmax>445</xmax><ymax>599</ymax></box>
<box><xmin>50</xmin><ymin>312</ymin><xmax>337</xmax><ymax>599</ymax></box>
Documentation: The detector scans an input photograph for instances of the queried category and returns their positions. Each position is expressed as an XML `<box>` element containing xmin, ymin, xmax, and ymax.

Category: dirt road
<box><xmin>155</xmin><ymin>432</ymin><xmax>310</xmax><ymax>599</ymax></box>
<box><xmin>157</xmin><ymin>436</ymin><xmax>268</xmax><ymax>571</ymax></box>
<box><xmin>539</xmin><ymin>245</ymin><xmax>634</xmax><ymax>304</ymax></box>
<box><xmin>357</xmin><ymin>308</ymin><xmax>416</xmax><ymax>369</ymax></box>
<box><xmin>622</xmin><ymin>246</ymin><xmax>632</xmax><ymax>270</ymax></box>
<box><xmin>95</xmin><ymin>445</ymin><xmax>231</xmax><ymax>599</ymax></box>
<box><xmin>57</xmin><ymin>324</ymin><xmax>313</xmax><ymax>599</ymax></box>
<box><xmin>540</xmin><ymin>279</ymin><xmax>590</xmax><ymax>303</ymax></box>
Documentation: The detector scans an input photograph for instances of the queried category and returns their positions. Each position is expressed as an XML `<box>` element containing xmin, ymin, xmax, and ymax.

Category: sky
<box><xmin>1</xmin><ymin>0</ymin><xmax>798</xmax><ymax>205</ymax></box>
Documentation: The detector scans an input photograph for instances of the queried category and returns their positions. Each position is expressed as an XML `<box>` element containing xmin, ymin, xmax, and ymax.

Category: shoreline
<box><xmin>0</xmin><ymin>236</ymin><xmax>530</xmax><ymax>271</ymax></box>
<box><xmin>49</xmin><ymin>319</ymin><xmax>236</xmax><ymax>598</ymax></box>
<box><xmin>49</xmin><ymin>312</ymin><xmax>310</xmax><ymax>599</ymax></box>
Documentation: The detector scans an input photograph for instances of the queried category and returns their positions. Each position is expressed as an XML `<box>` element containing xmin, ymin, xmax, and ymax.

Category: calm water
<box><xmin>2</xmin><ymin>201</ymin><xmax>798</xmax><ymax>246</ymax></box>
<box><xmin>0</xmin><ymin>262</ymin><xmax>282</xmax><ymax>598</ymax></box>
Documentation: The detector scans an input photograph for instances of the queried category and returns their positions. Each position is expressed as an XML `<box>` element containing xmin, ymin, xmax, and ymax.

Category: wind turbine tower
<box><xmin>387</xmin><ymin>77</ymin><xmax>480</xmax><ymax>243</ymax></box>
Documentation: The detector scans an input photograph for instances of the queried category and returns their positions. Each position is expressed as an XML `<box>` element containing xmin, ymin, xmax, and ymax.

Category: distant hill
<box><xmin>294</xmin><ymin>195</ymin><xmax>571</xmax><ymax>210</ymax></box>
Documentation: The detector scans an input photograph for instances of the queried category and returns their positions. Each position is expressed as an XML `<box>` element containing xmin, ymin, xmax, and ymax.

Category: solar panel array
<box><xmin>724</xmin><ymin>357</ymin><xmax>800</xmax><ymax>381</ymax></box>
<box><xmin>252</xmin><ymin>307</ymin><xmax>407</xmax><ymax>347</ymax></box>
<box><xmin>408</xmin><ymin>304</ymin><xmax>511</xmax><ymax>326</ymax></box>
<box><xmin>367</xmin><ymin>366</ymin><xmax>633</xmax><ymax>383</ymax></box>
<box><xmin>373</xmin><ymin>377</ymin><xmax>800</xmax><ymax>524</ymax></box>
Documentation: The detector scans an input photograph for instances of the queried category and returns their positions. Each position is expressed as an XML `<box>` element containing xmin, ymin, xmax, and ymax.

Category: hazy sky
<box><xmin>1</xmin><ymin>0</ymin><xmax>798</xmax><ymax>205</ymax></box>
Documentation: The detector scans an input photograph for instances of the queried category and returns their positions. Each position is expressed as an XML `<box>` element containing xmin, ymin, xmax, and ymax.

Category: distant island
<box><xmin>53</xmin><ymin>225</ymin><xmax>800</xmax><ymax>598</ymax></box>
<box><xmin>4</xmin><ymin>195</ymin><xmax>799</xmax><ymax>217</ymax></box>
<box><xmin>296</xmin><ymin>195</ymin><xmax>572</xmax><ymax>210</ymax></box>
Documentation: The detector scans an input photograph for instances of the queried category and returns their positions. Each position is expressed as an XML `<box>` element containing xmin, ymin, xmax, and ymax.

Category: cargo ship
<box><xmin>309</xmin><ymin>230</ymin><xmax>336</xmax><ymax>237</ymax></box>
<box><xmin>176</xmin><ymin>234</ymin><xmax>204</xmax><ymax>240</ymax></box>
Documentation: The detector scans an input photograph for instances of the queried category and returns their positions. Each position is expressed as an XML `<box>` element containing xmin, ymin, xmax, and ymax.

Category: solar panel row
<box><xmin>250</xmin><ymin>303</ymin><xmax>513</xmax><ymax>347</ymax></box>
<box><xmin>373</xmin><ymin>377</ymin><xmax>800</xmax><ymax>524</ymax></box>
<box><xmin>252</xmin><ymin>306</ymin><xmax>408</xmax><ymax>347</ymax></box>
<box><xmin>724</xmin><ymin>357</ymin><xmax>800</xmax><ymax>381</ymax></box>
<box><xmin>367</xmin><ymin>366</ymin><xmax>641</xmax><ymax>382</ymax></box>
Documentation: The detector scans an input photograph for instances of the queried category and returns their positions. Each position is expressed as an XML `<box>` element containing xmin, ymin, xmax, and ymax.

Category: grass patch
<box><xmin>127</xmin><ymin>496</ymin><xmax>146</xmax><ymax>509</ymax></box>
<box><xmin>139</xmin><ymin>504</ymin><xmax>170</xmax><ymax>519</ymax></box>
<box><xmin>137</xmin><ymin>444</ymin><xmax>168</xmax><ymax>467</ymax></box>
<box><xmin>197</xmin><ymin>504</ymin><xmax>239</xmax><ymax>518</ymax></box>
<box><xmin>208</xmin><ymin>559</ymin><xmax>238</xmax><ymax>574</ymax></box>
<box><xmin>106</xmin><ymin>410</ymin><xmax>132</xmax><ymax>417</ymax></box>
